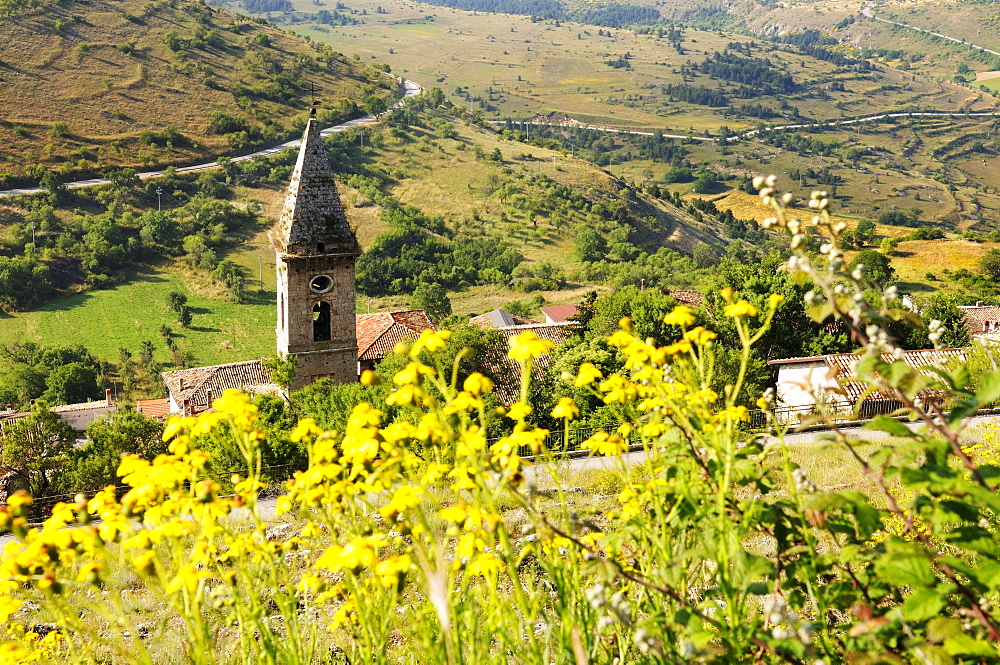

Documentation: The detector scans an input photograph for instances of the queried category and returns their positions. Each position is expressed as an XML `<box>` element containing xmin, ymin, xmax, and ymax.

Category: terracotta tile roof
<box><xmin>484</xmin><ymin>322</ymin><xmax>578</xmax><ymax>404</ymax></box>
<box><xmin>356</xmin><ymin>310</ymin><xmax>436</xmax><ymax>362</ymax></box>
<box><xmin>136</xmin><ymin>398</ymin><xmax>171</xmax><ymax>419</ymax></box>
<box><xmin>823</xmin><ymin>348</ymin><xmax>967</xmax><ymax>402</ymax></box>
<box><xmin>540</xmin><ymin>304</ymin><xmax>579</xmax><ymax>323</ymax></box>
<box><xmin>667</xmin><ymin>290</ymin><xmax>704</xmax><ymax>307</ymax></box>
<box><xmin>162</xmin><ymin>360</ymin><xmax>280</xmax><ymax>412</ymax></box>
<box><xmin>470</xmin><ymin>309</ymin><xmax>536</xmax><ymax>328</ymax></box>
<box><xmin>958</xmin><ymin>305</ymin><xmax>1000</xmax><ymax>333</ymax></box>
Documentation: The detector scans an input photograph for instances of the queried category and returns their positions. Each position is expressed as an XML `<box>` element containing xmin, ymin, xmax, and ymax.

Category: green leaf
<box><xmin>927</xmin><ymin>617</ymin><xmax>964</xmax><ymax>644</ymax></box>
<box><xmin>943</xmin><ymin>634</ymin><xmax>998</xmax><ymax>657</ymax></box>
<box><xmin>901</xmin><ymin>587</ymin><xmax>946</xmax><ymax>622</ymax></box>
<box><xmin>916</xmin><ymin>645</ymin><xmax>954</xmax><ymax>665</ymax></box>
<box><xmin>875</xmin><ymin>553</ymin><xmax>935</xmax><ymax>587</ymax></box>
<box><xmin>977</xmin><ymin>370</ymin><xmax>1000</xmax><ymax>405</ymax></box>
<box><xmin>863</xmin><ymin>415</ymin><xmax>914</xmax><ymax>438</ymax></box>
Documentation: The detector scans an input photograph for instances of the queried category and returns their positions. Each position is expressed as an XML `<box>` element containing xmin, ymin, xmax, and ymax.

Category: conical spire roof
<box><xmin>270</xmin><ymin>118</ymin><xmax>358</xmax><ymax>256</ymax></box>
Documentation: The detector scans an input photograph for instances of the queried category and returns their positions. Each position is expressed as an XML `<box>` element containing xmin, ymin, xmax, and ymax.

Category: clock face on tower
<box><xmin>310</xmin><ymin>274</ymin><xmax>333</xmax><ymax>293</ymax></box>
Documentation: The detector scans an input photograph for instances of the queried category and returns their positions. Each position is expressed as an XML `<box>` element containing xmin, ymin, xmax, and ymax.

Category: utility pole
<box><xmin>156</xmin><ymin>187</ymin><xmax>162</xmax><ymax>211</ymax></box>
<box><xmin>30</xmin><ymin>224</ymin><xmax>35</xmax><ymax>245</ymax></box>
<box><xmin>258</xmin><ymin>253</ymin><xmax>264</xmax><ymax>293</ymax></box>
<box><xmin>360</xmin><ymin>132</ymin><xmax>364</xmax><ymax>152</ymax></box>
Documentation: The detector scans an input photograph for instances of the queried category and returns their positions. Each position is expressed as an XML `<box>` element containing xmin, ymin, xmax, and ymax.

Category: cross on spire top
<box><xmin>306</xmin><ymin>81</ymin><xmax>321</xmax><ymax>116</ymax></box>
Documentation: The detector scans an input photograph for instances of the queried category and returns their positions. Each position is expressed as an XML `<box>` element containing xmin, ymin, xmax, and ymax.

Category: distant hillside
<box><xmin>0</xmin><ymin>0</ymin><xmax>395</xmax><ymax>185</ymax></box>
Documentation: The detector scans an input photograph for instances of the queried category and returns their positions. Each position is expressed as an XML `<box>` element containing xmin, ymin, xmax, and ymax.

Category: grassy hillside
<box><xmin>220</xmin><ymin>0</ymin><xmax>985</xmax><ymax>131</ymax></box>
<box><xmin>0</xmin><ymin>0</ymin><xmax>394</xmax><ymax>185</ymax></box>
<box><xmin>0</xmin><ymin>108</ymin><xmax>724</xmax><ymax>366</ymax></box>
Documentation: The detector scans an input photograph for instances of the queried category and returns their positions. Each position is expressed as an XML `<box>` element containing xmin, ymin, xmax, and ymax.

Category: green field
<box><xmin>0</xmin><ymin>264</ymin><xmax>276</xmax><ymax>368</ymax></box>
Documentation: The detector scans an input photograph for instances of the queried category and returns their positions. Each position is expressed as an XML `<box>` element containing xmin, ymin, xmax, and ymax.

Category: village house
<box><xmin>769</xmin><ymin>348</ymin><xmax>967</xmax><ymax>420</ymax></box>
<box><xmin>0</xmin><ymin>389</ymin><xmax>118</xmax><ymax>433</ymax></box>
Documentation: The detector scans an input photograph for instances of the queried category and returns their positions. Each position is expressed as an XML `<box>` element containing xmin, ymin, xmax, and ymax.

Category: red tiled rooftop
<box><xmin>356</xmin><ymin>310</ymin><xmax>435</xmax><ymax>361</ymax></box>
<box><xmin>136</xmin><ymin>398</ymin><xmax>171</xmax><ymax>419</ymax></box>
<box><xmin>540</xmin><ymin>304</ymin><xmax>579</xmax><ymax>323</ymax></box>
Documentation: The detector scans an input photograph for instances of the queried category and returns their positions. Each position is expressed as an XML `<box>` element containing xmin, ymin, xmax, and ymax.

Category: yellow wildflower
<box><xmin>724</xmin><ymin>300</ymin><xmax>759</xmax><ymax>318</ymax></box>
<box><xmin>683</xmin><ymin>326</ymin><xmax>717</xmax><ymax>345</ymax></box>
<box><xmin>575</xmin><ymin>362</ymin><xmax>604</xmax><ymax>387</ymax></box>
<box><xmin>380</xmin><ymin>485</ymin><xmax>423</xmax><ymax>519</ymax></box>
<box><xmin>463</xmin><ymin>372</ymin><xmax>494</xmax><ymax>395</ymax></box>
<box><xmin>439</xmin><ymin>504</ymin><xmax>468</xmax><ymax>523</ymax></box>
<box><xmin>467</xmin><ymin>552</ymin><xmax>504</xmax><ymax>578</ymax></box>
<box><xmin>329</xmin><ymin>599</ymin><xmax>357</xmax><ymax>630</ymax></box>
<box><xmin>583</xmin><ymin>431</ymin><xmax>628</xmax><ymax>456</ymax></box>
<box><xmin>663</xmin><ymin>305</ymin><xmax>695</xmax><ymax>326</ymax></box>
<box><xmin>375</xmin><ymin>554</ymin><xmax>412</xmax><ymax>587</ymax></box>
<box><xmin>0</xmin><ymin>596</ymin><xmax>23</xmax><ymax>623</ymax></box>
<box><xmin>551</xmin><ymin>397</ymin><xmax>579</xmax><ymax>420</ymax></box>
<box><xmin>290</xmin><ymin>418</ymin><xmax>323</xmax><ymax>443</ymax></box>
<box><xmin>508</xmin><ymin>330</ymin><xmax>555</xmax><ymax>363</ymax></box>
<box><xmin>315</xmin><ymin>539</ymin><xmax>378</xmax><ymax>573</ymax></box>
<box><xmin>393</xmin><ymin>361</ymin><xmax>436</xmax><ymax>385</ymax></box>
<box><xmin>768</xmin><ymin>293</ymin><xmax>785</xmax><ymax>309</ymax></box>
<box><xmin>409</xmin><ymin>329</ymin><xmax>452</xmax><ymax>357</ymax></box>
<box><xmin>507</xmin><ymin>402</ymin><xmax>532</xmax><ymax>420</ymax></box>
<box><xmin>664</xmin><ymin>340</ymin><xmax>692</xmax><ymax>355</ymax></box>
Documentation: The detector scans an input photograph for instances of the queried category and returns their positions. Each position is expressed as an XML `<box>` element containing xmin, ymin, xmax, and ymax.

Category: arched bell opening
<box><xmin>312</xmin><ymin>302</ymin><xmax>331</xmax><ymax>341</ymax></box>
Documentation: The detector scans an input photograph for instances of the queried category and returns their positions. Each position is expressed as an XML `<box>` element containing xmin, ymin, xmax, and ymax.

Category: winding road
<box><xmin>494</xmin><ymin>108</ymin><xmax>1000</xmax><ymax>144</ymax></box>
<box><xmin>0</xmin><ymin>79</ymin><xmax>422</xmax><ymax>199</ymax></box>
<box><xmin>862</xmin><ymin>0</ymin><xmax>1000</xmax><ymax>58</ymax></box>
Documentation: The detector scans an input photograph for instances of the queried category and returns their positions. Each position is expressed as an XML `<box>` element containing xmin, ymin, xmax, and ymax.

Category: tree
<box><xmin>0</xmin><ymin>403</ymin><xmax>75</xmax><ymax>497</ymax></box>
<box><xmin>879</xmin><ymin>237</ymin><xmax>899</xmax><ymax>256</ymax></box>
<box><xmin>39</xmin><ymin>171</ymin><xmax>66</xmax><ymax>207</ymax></box>
<box><xmin>56</xmin><ymin>409</ymin><xmax>165</xmax><ymax>493</ymax></box>
<box><xmin>855</xmin><ymin>219</ymin><xmax>876</xmax><ymax>245</ymax></box>
<box><xmin>177</xmin><ymin>305</ymin><xmax>193</xmax><ymax>329</ymax></box>
<box><xmin>363</xmin><ymin>95</ymin><xmax>388</xmax><ymax>116</ymax></box>
<box><xmin>574</xmin><ymin>228</ymin><xmax>607</xmax><ymax>262</ymax></box>
<box><xmin>41</xmin><ymin>362</ymin><xmax>102</xmax><ymax>406</ymax></box>
<box><xmin>167</xmin><ymin>291</ymin><xmax>187</xmax><ymax>313</ymax></box>
<box><xmin>691</xmin><ymin>171</ymin><xmax>719</xmax><ymax>194</ymax></box>
<box><xmin>980</xmin><ymin>248</ymin><xmax>1000</xmax><ymax>280</ymax></box>
<box><xmin>263</xmin><ymin>355</ymin><xmax>297</xmax><ymax>391</ymax></box>
<box><xmin>411</xmin><ymin>282</ymin><xmax>452</xmax><ymax>322</ymax></box>
<box><xmin>212</xmin><ymin>260</ymin><xmax>246</xmax><ymax>301</ymax></box>
<box><xmin>848</xmin><ymin>249</ymin><xmax>896</xmax><ymax>287</ymax></box>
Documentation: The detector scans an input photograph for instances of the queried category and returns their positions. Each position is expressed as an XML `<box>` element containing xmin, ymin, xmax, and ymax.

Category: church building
<box><xmin>270</xmin><ymin>115</ymin><xmax>360</xmax><ymax>390</ymax></box>
<box><xmin>160</xmin><ymin>113</ymin><xmax>434</xmax><ymax>414</ymax></box>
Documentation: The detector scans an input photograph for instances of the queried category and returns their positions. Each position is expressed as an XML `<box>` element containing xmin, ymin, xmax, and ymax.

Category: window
<box><xmin>310</xmin><ymin>274</ymin><xmax>333</xmax><ymax>293</ymax></box>
<box><xmin>312</xmin><ymin>302</ymin><xmax>331</xmax><ymax>341</ymax></box>
<box><xmin>279</xmin><ymin>294</ymin><xmax>284</xmax><ymax>329</ymax></box>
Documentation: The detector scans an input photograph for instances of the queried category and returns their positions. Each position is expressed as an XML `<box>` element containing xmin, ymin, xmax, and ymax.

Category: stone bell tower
<box><xmin>270</xmin><ymin>116</ymin><xmax>360</xmax><ymax>391</ymax></box>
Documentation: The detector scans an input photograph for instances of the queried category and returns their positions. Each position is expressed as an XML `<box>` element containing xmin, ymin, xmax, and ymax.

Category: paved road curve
<box><xmin>0</xmin><ymin>79</ymin><xmax>422</xmax><ymax>199</ymax></box>
<box><xmin>862</xmin><ymin>0</ymin><xmax>1000</xmax><ymax>58</ymax></box>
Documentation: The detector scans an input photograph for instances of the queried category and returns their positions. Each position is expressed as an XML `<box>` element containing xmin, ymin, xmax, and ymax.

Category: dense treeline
<box><xmin>571</xmin><ymin>4</ymin><xmax>659</xmax><ymax>26</ymax></box>
<box><xmin>356</xmin><ymin>206</ymin><xmax>524</xmax><ymax>295</ymax></box>
<box><xmin>501</xmin><ymin>123</ymin><xmax>690</xmax><ymax>166</ymax></box>
<box><xmin>663</xmin><ymin>83</ymin><xmax>729</xmax><ymax>107</ymax></box>
<box><xmin>0</xmin><ymin>167</ymin><xmax>262</xmax><ymax>310</ymax></box>
<box><xmin>758</xmin><ymin>130</ymin><xmax>840</xmax><ymax>156</ymax></box>
<box><xmin>409</xmin><ymin>0</ymin><xmax>562</xmax><ymax>19</ymax></box>
<box><xmin>242</xmin><ymin>0</ymin><xmax>290</xmax><ymax>12</ymax></box>
<box><xmin>408</xmin><ymin>0</ymin><xmax>657</xmax><ymax>26</ymax></box>
<box><xmin>0</xmin><ymin>342</ymin><xmax>108</xmax><ymax>409</ymax></box>
<box><xmin>692</xmin><ymin>51</ymin><xmax>797</xmax><ymax>95</ymax></box>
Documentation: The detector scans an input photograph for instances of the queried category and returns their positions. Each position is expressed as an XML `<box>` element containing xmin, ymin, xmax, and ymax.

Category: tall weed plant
<box><xmin>1</xmin><ymin>180</ymin><xmax>1000</xmax><ymax>663</ymax></box>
